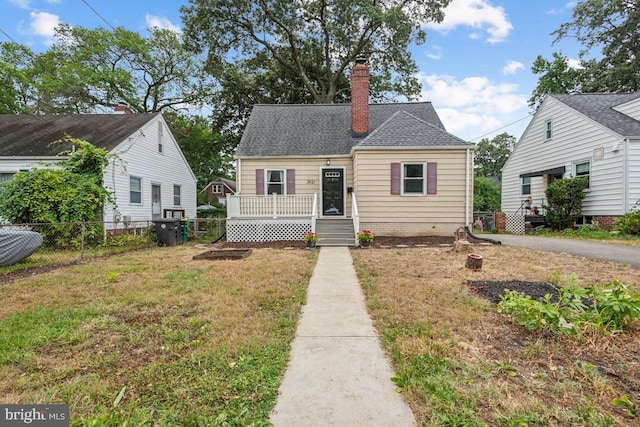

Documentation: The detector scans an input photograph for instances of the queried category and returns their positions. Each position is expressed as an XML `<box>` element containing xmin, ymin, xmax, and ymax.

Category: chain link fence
<box><xmin>0</xmin><ymin>218</ymin><xmax>226</xmax><ymax>277</ymax></box>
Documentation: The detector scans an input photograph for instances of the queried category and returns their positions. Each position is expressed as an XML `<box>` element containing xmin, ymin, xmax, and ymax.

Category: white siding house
<box><xmin>0</xmin><ymin>113</ymin><xmax>197</xmax><ymax>226</ymax></box>
<box><xmin>502</xmin><ymin>93</ymin><xmax>640</xmax><ymax>227</ymax></box>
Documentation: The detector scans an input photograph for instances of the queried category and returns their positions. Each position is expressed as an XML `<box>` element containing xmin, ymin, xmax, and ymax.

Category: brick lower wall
<box><xmin>593</xmin><ymin>216</ymin><xmax>620</xmax><ymax>229</ymax></box>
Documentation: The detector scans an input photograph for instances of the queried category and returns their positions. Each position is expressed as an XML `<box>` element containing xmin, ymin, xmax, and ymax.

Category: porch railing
<box><xmin>227</xmin><ymin>194</ymin><xmax>317</xmax><ymax>218</ymax></box>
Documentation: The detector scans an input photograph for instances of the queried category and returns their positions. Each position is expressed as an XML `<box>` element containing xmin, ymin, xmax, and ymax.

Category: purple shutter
<box><xmin>256</xmin><ymin>169</ymin><xmax>264</xmax><ymax>195</ymax></box>
<box><xmin>286</xmin><ymin>169</ymin><xmax>295</xmax><ymax>194</ymax></box>
<box><xmin>391</xmin><ymin>163</ymin><xmax>401</xmax><ymax>195</ymax></box>
<box><xmin>427</xmin><ymin>162</ymin><xmax>437</xmax><ymax>195</ymax></box>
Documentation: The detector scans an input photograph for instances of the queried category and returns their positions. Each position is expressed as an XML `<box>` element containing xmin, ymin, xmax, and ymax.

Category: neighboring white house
<box><xmin>0</xmin><ymin>113</ymin><xmax>197</xmax><ymax>226</ymax></box>
<box><xmin>502</xmin><ymin>92</ymin><xmax>640</xmax><ymax>228</ymax></box>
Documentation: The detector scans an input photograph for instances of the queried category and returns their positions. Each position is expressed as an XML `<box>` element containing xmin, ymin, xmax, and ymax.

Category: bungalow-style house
<box><xmin>202</xmin><ymin>177</ymin><xmax>236</xmax><ymax>206</ymax></box>
<box><xmin>227</xmin><ymin>60</ymin><xmax>474</xmax><ymax>244</ymax></box>
<box><xmin>501</xmin><ymin>93</ymin><xmax>640</xmax><ymax>232</ymax></box>
<box><xmin>0</xmin><ymin>112</ymin><xmax>197</xmax><ymax>227</ymax></box>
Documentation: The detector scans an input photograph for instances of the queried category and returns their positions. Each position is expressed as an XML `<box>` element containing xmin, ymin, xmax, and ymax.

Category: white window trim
<box><xmin>212</xmin><ymin>184</ymin><xmax>222</xmax><ymax>194</ymax></box>
<box><xmin>544</xmin><ymin>119</ymin><xmax>553</xmax><ymax>141</ymax></box>
<box><xmin>401</xmin><ymin>162</ymin><xmax>426</xmax><ymax>196</ymax></box>
<box><xmin>173</xmin><ymin>184</ymin><xmax>181</xmax><ymax>206</ymax></box>
<box><xmin>130</xmin><ymin>176</ymin><xmax>143</xmax><ymax>205</ymax></box>
<box><xmin>573</xmin><ymin>160</ymin><xmax>591</xmax><ymax>189</ymax></box>
<box><xmin>265</xmin><ymin>169</ymin><xmax>286</xmax><ymax>195</ymax></box>
<box><xmin>521</xmin><ymin>176</ymin><xmax>531</xmax><ymax>196</ymax></box>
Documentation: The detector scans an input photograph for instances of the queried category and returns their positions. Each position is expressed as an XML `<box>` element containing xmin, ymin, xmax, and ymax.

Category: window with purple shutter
<box><xmin>391</xmin><ymin>163</ymin><xmax>401</xmax><ymax>195</ymax></box>
<box><xmin>427</xmin><ymin>162</ymin><xmax>437</xmax><ymax>195</ymax></box>
<box><xmin>255</xmin><ymin>169</ymin><xmax>265</xmax><ymax>195</ymax></box>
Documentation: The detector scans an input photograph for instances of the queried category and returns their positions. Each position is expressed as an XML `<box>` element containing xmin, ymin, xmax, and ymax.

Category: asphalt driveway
<box><xmin>482</xmin><ymin>234</ymin><xmax>640</xmax><ymax>269</ymax></box>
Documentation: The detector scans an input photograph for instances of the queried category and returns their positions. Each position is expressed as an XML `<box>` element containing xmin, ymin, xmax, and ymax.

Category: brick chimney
<box><xmin>351</xmin><ymin>58</ymin><xmax>369</xmax><ymax>137</ymax></box>
<box><xmin>114</xmin><ymin>104</ymin><xmax>133</xmax><ymax>114</ymax></box>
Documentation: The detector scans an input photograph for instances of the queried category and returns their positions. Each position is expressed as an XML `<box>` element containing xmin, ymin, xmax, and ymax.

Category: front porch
<box><xmin>225</xmin><ymin>194</ymin><xmax>359</xmax><ymax>243</ymax></box>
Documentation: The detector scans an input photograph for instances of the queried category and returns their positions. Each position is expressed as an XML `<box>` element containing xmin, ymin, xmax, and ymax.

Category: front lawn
<box><xmin>0</xmin><ymin>245</ymin><xmax>316</xmax><ymax>425</ymax></box>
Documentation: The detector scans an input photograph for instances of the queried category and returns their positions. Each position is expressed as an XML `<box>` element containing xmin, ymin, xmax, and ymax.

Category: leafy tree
<box><xmin>181</xmin><ymin>0</ymin><xmax>451</xmax><ymax>104</ymax></box>
<box><xmin>473</xmin><ymin>177</ymin><xmax>501</xmax><ymax>212</ymax></box>
<box><xmin>1</xmin><ymin>26</ymin><xmax>216</xmax><ymax>114</ymax></box>
<box><xmin>528</xmin><ymin>53</ymin><xmax>584</xmax><ymax>108</ymax></box>
<box><xmin>163</xmin><ymin>113</ymin><xmax>234</xmax><ymax>190</ymax></box>
<box><xmin>474</xmin><ymin>132</ymin><xmax>515</xmax><ymax>178</ymax></box>
<box><xmin>530</xmin><ymin>1</ymin><xmax>640</xmax><ymax>104</ymax></box>
<box><xmin>0</xmin><ymin>139</ymin><xmax>114</xmax><ymax>246</ymax></box>
<box><xmin>544</xmin><ymin>177</ymin><xmax>589</xmax><ymax>230</ymax></box>
<box><xmin>553</xmin><ymin>0</ymin><xmax>640</xmax><ymax>93</ymax></box>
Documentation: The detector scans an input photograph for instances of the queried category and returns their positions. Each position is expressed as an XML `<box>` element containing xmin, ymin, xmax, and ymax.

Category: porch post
<box><xmin>272</xmin><ymin>193</ymin><xmax>278</xmax><ymax>218</ymax></box>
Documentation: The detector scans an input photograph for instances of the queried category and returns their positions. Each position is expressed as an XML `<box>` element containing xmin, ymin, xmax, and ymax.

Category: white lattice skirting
<box><xmin>226</xmin><ymin>218</ymin><xmax>312</xmax><ymax>242</ymax></box>
<box><xmin>505</xmin><ymin>215</ymin><xmax>526</xmax><ymax>235</ymax></box>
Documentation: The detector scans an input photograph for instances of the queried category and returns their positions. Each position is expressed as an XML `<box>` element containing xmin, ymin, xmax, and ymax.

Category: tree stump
<box><xmin>465</xmin><ymin>253</ymin><xmax>483</xmax><ymax>270</ymax></box>
<box><xmin>452</xmin><ymin>239</ymin><xmax>471</xmax><ymax>253</ymax></box>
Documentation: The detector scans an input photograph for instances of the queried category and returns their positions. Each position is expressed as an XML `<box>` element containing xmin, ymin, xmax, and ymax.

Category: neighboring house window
<box><xmin>402</xmin><ymin>163</ymin><xmax>426</xmax><ymax>195</ymax></box>
<box><xmin>545</xmin><ymin>120</ymin><xmax>552</xmax><ymax>140</ymax></box>
<box><xmin>212</xmin><ymin>184</ymin><xmax>222</xmax><ymax>194</ymax></box>
<box><xmin>575</xmin><ymin>161</ymin><xmax>590</xmax><ymax>188</ymax></box>
<box><xmin>158</xmin><ymin>121</ymin><xmax>164</xmax><ymax>154</ymax></box>
<box><xmin>266</xmin><ymin>169</ymin><xmax>285</xmax><ymax>195</ymax></box>
<box><xmin>521</xmin><ymin>177</ymin><xmax>531</xmax><ymax>195</ymax></box>
<box><xmin>130</xmin><ymin>177</ymin><xmax>142</xmax><ymax>203</ymax></box>
<box><xmin>173</xmin><ymin>185</ymin><xmax>181</xmax><ymax>205</ymax></box>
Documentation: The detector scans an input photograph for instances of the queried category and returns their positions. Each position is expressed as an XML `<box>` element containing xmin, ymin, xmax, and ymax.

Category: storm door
<box><xmin>151</xmin><ymin>184</ymin><xmax>161</xmax><ymax>219</ymax></box>
<box><xmin>321</xmin><ymin>168</ymin><xmax>344</xmax><ymax>216</ymax></box>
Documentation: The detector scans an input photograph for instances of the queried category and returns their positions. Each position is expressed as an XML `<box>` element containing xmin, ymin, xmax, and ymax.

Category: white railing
<box><xmin>311</xmin><ymin>193</ymin><xmax>318</xmax><ymax>233</ymax></box>
<box><xmin>351</xmin><ymin>192</ymin><xmax>359</xmax><ymax>245</ymax></box>
<box><xmin>227</xmin><ymin>194</ymin><xmax>317</xmax><ymax>218</ymax></box>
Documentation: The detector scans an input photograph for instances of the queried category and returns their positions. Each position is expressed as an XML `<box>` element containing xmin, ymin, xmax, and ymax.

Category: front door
<box><xmin>322</xmin><ymin>168</ymin><xmax>344</xmax><ymax>216</ymax></box>
<box><xmin>151</xmin><ymin>184</ymin><xmax>161</xmax><ymax>219</ymax></box>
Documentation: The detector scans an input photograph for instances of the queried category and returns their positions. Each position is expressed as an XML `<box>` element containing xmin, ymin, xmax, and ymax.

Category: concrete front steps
<box><xmin>315</xmin><ymin>219</ymin><xmax>356</xmax><ymax>247</ymax></box>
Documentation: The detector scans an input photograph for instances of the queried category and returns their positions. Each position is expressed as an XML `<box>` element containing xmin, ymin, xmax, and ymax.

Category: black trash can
<box><xmin>153</xmin><ymin>218</ymin><xmax>181</xmax><ymax>246</ymax></box>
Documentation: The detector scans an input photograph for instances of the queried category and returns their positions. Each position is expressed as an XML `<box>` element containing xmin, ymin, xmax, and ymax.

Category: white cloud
<box><xmin>426</xmin><ymin>46</ymin><xmax>443</xmax><ymax>60</ymax></box>
<box><xmin>9</xmin><ymin>0</ymin><xmax>31</xmax><ymax>8</ymax></box>
<box><xmin>28</xmin><ymin>11</ymin><xmax>60</xmax><ymax>44</ymax></box>
<box><xmin>417</xmin><ymin>72</ymin><xmax>529</xmax><ymax>140</ymax></box>
<box><xmin>566</xmin><ymin>57</ymin><xmax>583</xmax><ymax>69</ymax></box>
<box><xmin>502</xmin><ymin>60</ymin><xmax>524</xmax><ymax>75</ymax></box>
<box><xmin>145</xmin><ymin>14</ymin><xmax>181</xmax><ymax>33</ymax></box>
<box><xmin>424</xmin><ymin>0</ymin><xmax>513</xmax><ymax>43</ymax></box>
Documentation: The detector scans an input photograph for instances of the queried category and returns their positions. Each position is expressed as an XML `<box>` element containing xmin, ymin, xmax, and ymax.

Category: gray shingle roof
<box><xmin>356</xmin><ymin>111</ymin><xmax>469</xmax><ymax>148</ymax></box>
<box><xmin>0</xmin><ymin>113</ymin><xmax>160</xmax><ymax>157</ymax></box>
<box><xmin>236</xmin><ymin>102</ymin><xmax>469</xmax><ymax>157</ymax></box>
<box><xmin>551</xmin><ymin>92</ymin><xmax>640</xmax><ymax>136</ymax></box>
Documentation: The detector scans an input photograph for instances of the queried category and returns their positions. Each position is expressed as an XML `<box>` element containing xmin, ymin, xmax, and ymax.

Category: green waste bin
<box><xmin>153</xmin><ymin>218</ymin><xmax>180</xmax><ymax>246</ymax></box>
<box><xmin>180</xmin><ymin>219</ymin><xmax>189</xmax><ymax>243</ymax></box>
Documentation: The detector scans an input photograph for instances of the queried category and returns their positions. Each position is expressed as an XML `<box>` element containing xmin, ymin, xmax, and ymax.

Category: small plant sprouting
<box><xmin>105</xmin><ymin>271</ymin><xmax>120</xmax><ymax>283</ymax></box>
<box><xmin>612</xmin><ymin>395</ymin><xmax>638</xmax><ymax>418</ymax></box>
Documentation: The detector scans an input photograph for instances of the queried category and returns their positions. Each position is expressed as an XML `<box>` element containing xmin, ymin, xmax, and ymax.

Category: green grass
<box><xmin>1</xmin><ymin>246</ymin><xmax>316</xmax><ymax>425</ymax></box>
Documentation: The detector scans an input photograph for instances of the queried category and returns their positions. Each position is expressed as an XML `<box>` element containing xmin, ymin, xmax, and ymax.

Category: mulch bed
<box><xmin>216</xmin><ymin>235</ymin><xmax>463</xmax><ymax>249</ymax></box>
<box><xmin>467</xmin><ymin>280</ymin><xmax>560</xmax><ymax>304</ymax></box>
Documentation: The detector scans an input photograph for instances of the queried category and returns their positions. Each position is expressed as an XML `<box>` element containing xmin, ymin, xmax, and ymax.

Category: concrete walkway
<box><xmin>270</xmin><ymin>246</ymin><xmax>416</xmax><ymax>426</ymax></box>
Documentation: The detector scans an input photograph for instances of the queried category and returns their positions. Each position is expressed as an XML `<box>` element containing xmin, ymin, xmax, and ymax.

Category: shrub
<box><xmin>544</xmin><ymin>177</ymin><xmax>589</xmax><ymax>230</ymax></box>
<box><xmin>616</xmin><ymin>201</ymin><xmax>640</xmax><ymax>235</ymax></box>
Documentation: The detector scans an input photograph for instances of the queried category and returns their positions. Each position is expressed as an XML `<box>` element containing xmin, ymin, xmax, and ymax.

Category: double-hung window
<box><xmin>158</xmin><ymin>122</ymin><xmax>164</xmax><ymax>153</ymax></box>
<box><xmin>173</xmin><ymin>185</ymin><xmax>181</xmax><ymax>205</ymax></box>
<box><xmin>130</xmin><ymin>177</ymin><xmax>142</xmax><ymax>204</ymax></box>
<box><xmin>521</xmin><ymin>177</ymin><xmax>531</xmax><ymax>195</ymax></box>
<box><xmin>575</xmin><ymin>161</ymin><xmax>590</xmax><ymax>188</ymax></box>
<box><xmin>545</xmin><ymin>120</ymin><xmax>552</xmax><ymax>140</ymax></box>
<box><xmin>266</xmin><ymin>169</ymin><xmax>285</xmax><ymax>195</ymax></box>
<box><xmin>402</xmin><ymin>163</ymin><xmax>426</xmax><ymax>195</ymax></box>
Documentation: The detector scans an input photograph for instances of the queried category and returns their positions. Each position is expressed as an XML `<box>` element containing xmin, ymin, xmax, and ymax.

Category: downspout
<box><xmin>465</xmin><ymin>148</ymin><xmax>471</xmax><ymax>227</ymax></box>
<box><xmin>623</xmin><ymin>138</ymin><xmax>629</xmax><ymax>213</ymax></box>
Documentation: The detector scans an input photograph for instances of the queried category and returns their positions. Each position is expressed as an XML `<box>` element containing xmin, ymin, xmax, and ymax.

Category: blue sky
<box><xmin>0</xmin><ymin>0</ymin><xmax>582</xmax><ymax>142</ymax></box>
